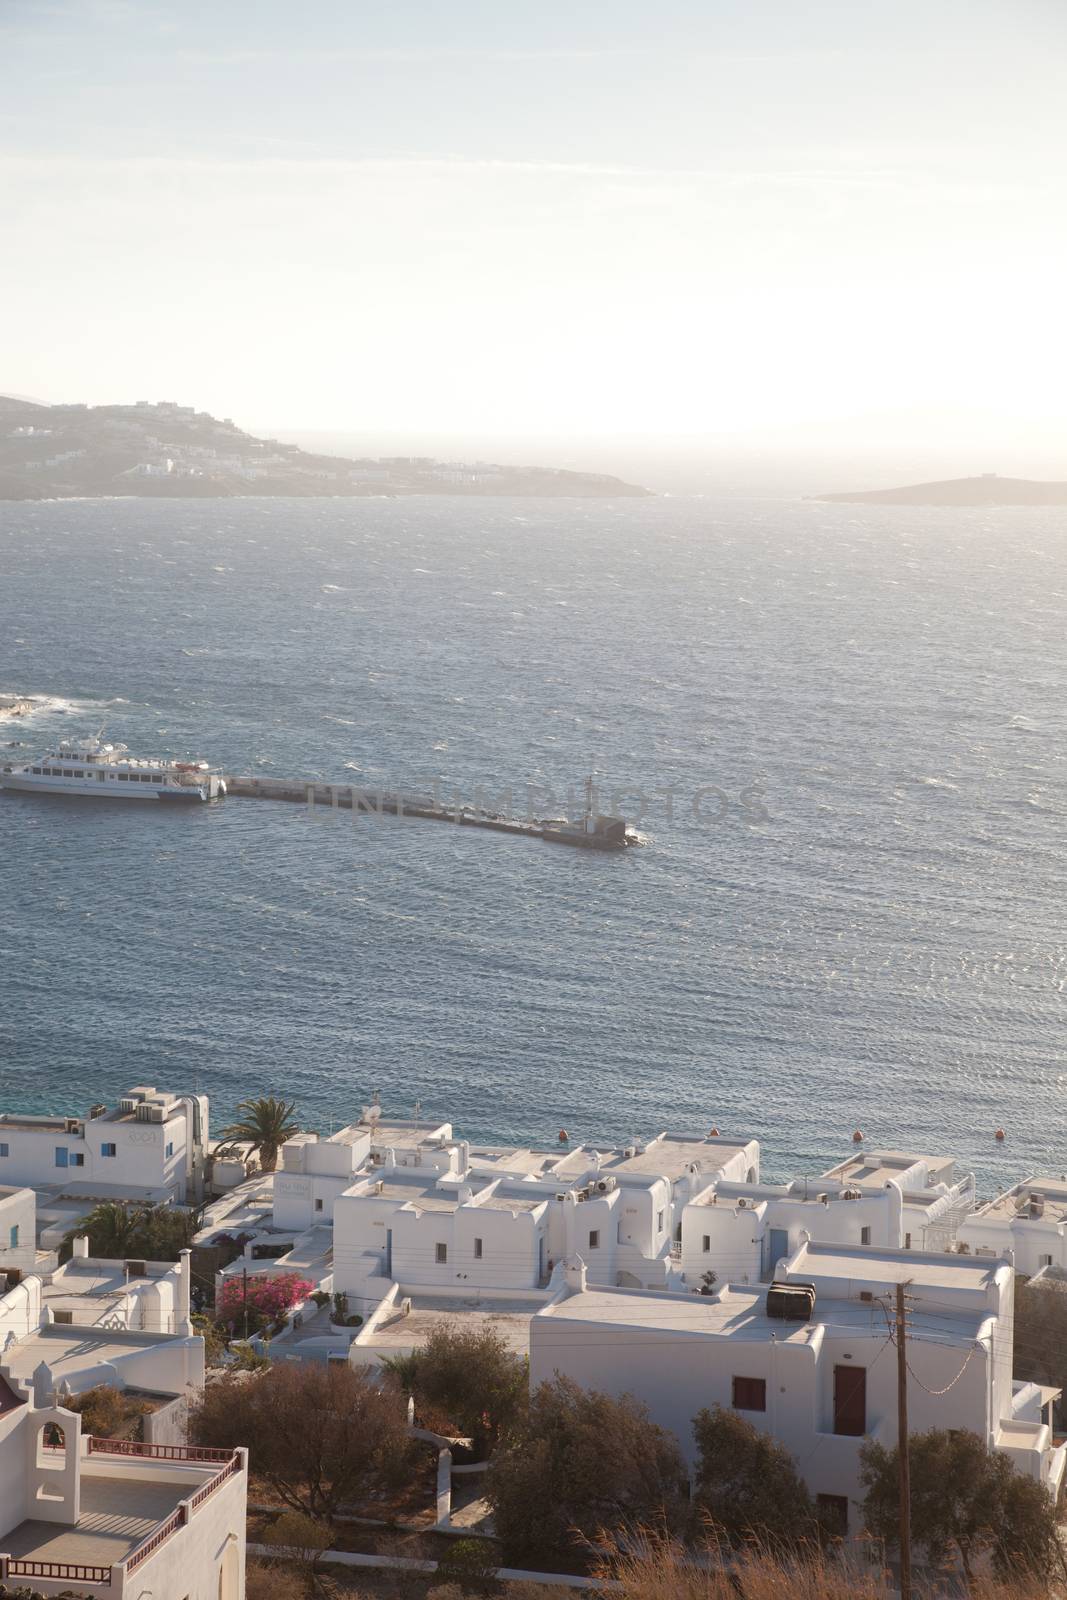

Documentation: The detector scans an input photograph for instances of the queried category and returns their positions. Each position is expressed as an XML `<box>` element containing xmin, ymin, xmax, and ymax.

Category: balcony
<box><xmin>0</xmin><ymin>1439</ymin><xmax>243</xmax><ymax>1596</ymax></box>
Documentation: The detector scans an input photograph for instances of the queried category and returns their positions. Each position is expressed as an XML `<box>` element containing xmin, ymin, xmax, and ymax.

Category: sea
<box><xmin>2</xmin><ymin>493</ymin><xmax>1065</xmax><ymax>1197</ymax></box>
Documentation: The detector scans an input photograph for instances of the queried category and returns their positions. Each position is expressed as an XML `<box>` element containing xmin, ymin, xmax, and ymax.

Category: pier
<box><xmin>223</xmin><ymin>775</ymin><xmax>634</xmax><ymax>851</ymax></box>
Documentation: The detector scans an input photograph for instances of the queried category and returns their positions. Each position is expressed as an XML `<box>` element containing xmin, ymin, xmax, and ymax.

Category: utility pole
<box><xmin>896</xmin><ymin>1281</ymin><xmax>912</xmax><ymax>1600</ymax></box>
<box><xmin>242</xmin><ymin>1265</ymin><xmax>249</xmax><ymax>1342</ymax></box>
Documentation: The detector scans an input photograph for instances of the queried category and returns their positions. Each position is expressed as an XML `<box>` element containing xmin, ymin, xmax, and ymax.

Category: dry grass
<box><xmin>598</xmin><ymin>1536</ymin><xmax>1063</xmax><ymax>1600</ymax></box>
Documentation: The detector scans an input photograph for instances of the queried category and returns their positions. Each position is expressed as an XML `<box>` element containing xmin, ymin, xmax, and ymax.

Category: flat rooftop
<box><xmin>789</xmin><ymin>1240</ymin><xmax>1002</xmax><ymax>1295</ymax></box>
<box><xmin>822</xmin><ymin>1150</ymin><xmax>957</xmax><ymax>1189</ymax></box>
<box><xmin>600</xmin><ymin>1133</ymin><xmax>755</xmax><ymax>1181</ymax></box>
<box><xmin>365</xmin><ymin>1295</ymin><xmax>536</xmax><ymax>1356</ymax></box>
<box><xmin>475</xmin><ymin>1188</ymin><xmax>546</xmax><ymax>1214</ymax></box>
<box><xmin>2</xmin><ymin>1326</ymin><xmax>176</xmax><ymax>1387</ymax></box>
<box><xmin>541</xmin><ymin>1281</ymin><xmax>984</xmax><ymax>1346</ymax></box>
<box><xmin>361</xmin><ymin>1118</ymin><xmax>452</xmax><ymax>1146</ymax></box>
<box><xmin>469</xmin><ymin>1146</ymin><xmax>569</xmax><ymax>1178</ymax></box>
<box><xmin>976</xmin><ymin>1179</ymin><xmax>1067</xmax><ymax>1224</ymax></box>
<box><xmin>4</xmin><ymin>1470</ymin><xmax>206</xmax><ymax>1567</ymax></box>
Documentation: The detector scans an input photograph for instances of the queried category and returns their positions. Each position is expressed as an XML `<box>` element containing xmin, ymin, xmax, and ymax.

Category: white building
<box><xmin>273</xmin><ymin>1125</ymin><xmax>372</xmax><ymax>1232</ymax></box>
<box><xmin>957</xmin><ymin>1178</ymin><xmax>1067</xmax><ymax>1277</ymax></box>
<box><xmin>0</xmin><ymin>1239</ymin><xmax>203</xmax><ymax>1402</ymax></box>
<box><xmin>0</xmin><ymin>1087</ymin><xmax>209</xmax><ymax>1205</ymax></box>
<box><xmin>0</xmin><ymin>1187</ymin><xmax>37</xmax><ymax>1281</ymax></box>
<box><xmin>821</xmin><ymin>1148</ymin><xmax>976</xmax><ymax>1251</ymax></box>
<box><xmin>679</xmin><ymin>1175</ymin><xmax>906</xmax><ymax>1286</ymax></box>
<box><xmin>0</xmin><ymin>1365</ymin><xmax>246</xmax><ymax>1598</ymax></box>
<box><xmin>531</xmin><ymin>1240</ymin><xmax>1066</xmax><ymax>1532</ymax></box>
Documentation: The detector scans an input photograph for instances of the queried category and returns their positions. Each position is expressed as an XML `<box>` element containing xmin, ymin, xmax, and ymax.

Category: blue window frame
<box><xmin>101</xmin><ymin>1143</ymin><xmax>117</xmax><ymax>1158</ymax></box>
<box><xmin>8</xmin><ymin>1225</ymin><xmax>17</xmax><ymax>1249</ymax></box>
<box><xmin>165</xmin><ymin>1141</ymin><xmax>174</xmax><ymax>1159</ymax></box>
<box><xmin>55</xmin><ymin>1147</ymin><xmax>68</xmax><ymax>1168</ymax></box>
<box><xmin>0</xmin><ymin>1143</ymin><xmax>8</xmax><ymax>1158</ymax></box>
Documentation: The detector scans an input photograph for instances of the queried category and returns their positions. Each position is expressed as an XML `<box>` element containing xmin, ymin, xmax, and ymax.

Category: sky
<box><xmin>3</xmin><ymin>0</ymin><xmax>1066</xmax><ymax>465</ymax></box>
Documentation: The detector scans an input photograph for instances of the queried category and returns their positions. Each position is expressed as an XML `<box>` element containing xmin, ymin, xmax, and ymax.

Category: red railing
<box><xmin>124</xmin><ymin>1506</ymin><xmax>187</xmax><ymax>1573</ymax></box>
<box><xmin>123</xmin><ymin>1451</ymin><xmax>243</xmax><ymax>1573</ymax></box>
<box><xmin>87</xmin><ymin>1437</ymin><xmax>236</xmax><ymax>1462</ymax></box>
<box><xmin>9</xmin><ymin>1557</ymin><xmax>111</xmax><ymax>1585</ymax></box>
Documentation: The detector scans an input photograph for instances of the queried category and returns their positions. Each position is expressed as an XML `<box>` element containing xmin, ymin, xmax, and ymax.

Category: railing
<box><xmin>124</xmin><ymin>1451</ymin><xmax>243</xmax><ymax>1573</ymax></box>
<box><xmin>9</xmin><ymin>1557</ymin><xmax>111</xmax><ymax>1585</ymax></box>
<box><xmin>87</xmin><ymin>1437</ymin><xmax>235</xmax><ymax>1462</ymax></box>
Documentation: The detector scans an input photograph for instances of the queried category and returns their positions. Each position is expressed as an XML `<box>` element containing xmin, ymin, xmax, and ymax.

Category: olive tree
<box><xmin>485</xmin><ymin>1375</ymin><xmax>688</xmax><ymax>1569</ymax></box>
<box><xmin>691</xmin><ymin>1405</ymin><xmax>815</xmax><ymax>1549</ymax></box>
<box><xmin>190</xmin><ymin>1361</ymin><xmax>418</xmax><ymax>1521</ymax></box>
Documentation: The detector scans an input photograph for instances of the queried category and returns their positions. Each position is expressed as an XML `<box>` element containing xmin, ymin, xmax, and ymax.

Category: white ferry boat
<box><xmin>0</xmin><ymin>737</ymin><xmax>226</xmax><ymax>801</ymax></box>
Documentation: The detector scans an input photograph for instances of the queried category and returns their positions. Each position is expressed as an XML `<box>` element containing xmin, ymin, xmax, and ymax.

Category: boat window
<box><xmin>72</xmin><ymin>771</ymin><xmax>83</xmax><ymax>779</ymax></box>
<box><xmin>118</xmin><ymin>773</ymin><xmax>128</xmax><ymax>781</ymax></box>
<box><xmin>31</xmin><ymin>767</ymin><xmax>41</xmax><ymax>774</ymax></box>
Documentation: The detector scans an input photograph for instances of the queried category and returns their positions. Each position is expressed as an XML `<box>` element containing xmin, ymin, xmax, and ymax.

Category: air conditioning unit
<box><xmin>374</xmin><ymin>1180</ymin><xmax>384</xmax><ymax>1195</ymax></box>
<box><xmin>555</xmin><ymin>1192</ymin><xmax>566</xmax><ymax>1202</ymax></box>
<box><xmin>119</xmin><ymin>1099</ymin><xmax>139</xmax><ymax>1114</ymax></box>
<box><xmin>136</xmin><ymin>1104</ymin><xmax>166</xmax><ymax>1124</ymax></box>
<box><xmin>400</xmin><ymin>1297</ymin><xmax>412</xmax><ymax>1316</ymax></box>
<box><xmin>65</xmin><ymin>1119</ymin><xmax>81</xmax><ymax>1135</ymax></box>
<box><xmin>737</xmin><ymin>1197</ymin><xmax>747</xmax><ymax>1209</ymax></box>
<box><xmin>596</xmin><ymin>1177</ymin><xmax>616</xmax><ymax>1193</ymax></box>
<box><xmin>88</xmin><ymin>1104</ymin><xmax>107</xmax><ymax>1119</ymax></box>
<box><xmin>817</xmin><ymin>1193</ymin><xmax>829</xmax><ymax>1205</ymax></box>
<box><xmin>859</xmin><ymin>1290</ymin><xmax>874</xmax><ymax>1304</ymax></box>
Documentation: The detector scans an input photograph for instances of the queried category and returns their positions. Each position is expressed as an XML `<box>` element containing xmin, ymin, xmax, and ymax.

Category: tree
<box><xmin>60</xmin><ymin>1200</ymin><xmax>198</xmax><ymax>1264</ymax></box>
<box><xmin>217</xmin><ymin>1096</ymin><xmax>300</xmax><ymax>1172</ymax></box>
<box><xmin>691</xmin><ymin>1405</ymin><xmax>814</xmax><ymax>1549</ymax></box>
<box><xmin>485</xmin><ymin>1375</ymin><xmax>688</xmax><ymax>1569</ymax></box>
<box><xmin>387</xmin><ymin>1320</ymin><xmax>528</xmax><ymax>1454</ymax></box>
<box><xmin>189</xmin><ymin>1361</ymin><xmax>417</xmax><ymax>1521</ymax></box>
<box><xmin>860</xmin><ymin>1427</ymin><xmax>1063</xmax><ymax>1583</ymax></box>
<box><xmin>215</xmin><ymin>1272</ymin><xmax>314</xmax><ymax>1334</ymax></box>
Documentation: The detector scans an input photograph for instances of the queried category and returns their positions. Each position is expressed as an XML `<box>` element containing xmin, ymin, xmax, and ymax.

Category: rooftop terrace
<box><xmin>975</xmin><ymin>1178</ymin><xmax>1067</xmax><ymax>1225</ymax></box>
<box><xmin>822</xmin><ymin>1150</ymin><xmax>958</xmax><ymax>1190</ymax></box>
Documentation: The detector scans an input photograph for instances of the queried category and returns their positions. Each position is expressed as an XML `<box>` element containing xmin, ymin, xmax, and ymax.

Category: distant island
<box><xmin>810</xmin><ymin>473</ymin><xmax>1067</xmax><ymax>507</ymax></box>
<box><xmin>0</xmin><ymin>396</ymin><xmax>650</xmax><ymax>500</ymax></box>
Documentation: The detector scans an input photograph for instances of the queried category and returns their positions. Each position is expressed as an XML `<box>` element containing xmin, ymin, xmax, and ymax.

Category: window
<box><xmin>1040</xmin><ymin>1254</ymin><xmax>1053</xmax><ymax>1268</ymax></box>
<box><xmin>657</xmin><ymin>1210</ymin><xmax>664</xmax><ymax>1232</ymax></box>
<box><xmin>435</xmin><ymin>1243</ymin><xmax>447</xmax><ymax>1264</ymax></box>
<box><xmin>54</xmin><ymin>1147</ymin><xmax>68</xmax><ymax>1168</ymax></box>
<box><xmin>70</xmin><ymin>1153</ymin><xmax>84</xmax><ymax>1167</ymax></box>
<box><xmin>118</xmin><ymin>773</ymin><xmax>128</xmax><ymax>781</ymax></box>
<box><xmin>0</xmin><ymin>1144</ymin><xmax>8</xmax><ymax>1158</ymax></box>
<box><xmin>314</xmin><ymin>1198</ymin><xmax>323</xmax><ymax>1212</ymax></box>
<box><xmin>474</xmin><ymin>1237</ymin><xmax>483</xmax><ymax>1259</ymax></box>
<box><xmin>817</xmin><ymin>1495</ymin><xmax>849</xmax><ymax>1539</ymax></box>
<box><xmin>732</xmin><ymin>1376</ymin><xmax>766</xmax><ymax>1412</ymax></box>
<box><xmin>588</xmin><ymin>1230</ymin><xmax>600</xmax><ymax>1249</ymax></box>
<box><xmin>101</xmin><ymin>1143</ymin><xmax>116</xmax><ymax>1158</ymax></box>
<box><xmin>165</xmin><ymin>1141</ymin><xmax>174</xmax><ymax>1158</ymax></box>
<box><xmin>905</xmin><ymin>1233</ymin><xmax>912</xmax><ymax>1249</ymax></box>
<box><xmin>31</xmin><ymin>766</ymin><xmax>41</xmax><ymax>774</ymax></box>
<box><xmin>702</xmin><ymin>1234</ymin><xmax>711</xmax><ymax>1252</ymax></box>
<box><xmin>860</xmin><ymin>1226</ymin><xmax>871</xmax><ymax>1246</ymax></box>
<box><xmin>9</xmin><ymin>1226</ymin><xmax>19</xmax><ymax>1249</ymax></box>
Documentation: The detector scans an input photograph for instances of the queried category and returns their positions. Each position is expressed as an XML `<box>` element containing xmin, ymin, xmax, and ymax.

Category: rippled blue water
<box><xmin>2</xmin><ymin>494</ymin><xmax>1065</xmax><ymax>1193</ymax></box>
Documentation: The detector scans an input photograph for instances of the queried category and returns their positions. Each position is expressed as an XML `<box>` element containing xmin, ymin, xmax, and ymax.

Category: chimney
<box><xmin>564</xmin><ymin>1254</ymin><xmax>588</xmax><ymax>1294</ymax></box>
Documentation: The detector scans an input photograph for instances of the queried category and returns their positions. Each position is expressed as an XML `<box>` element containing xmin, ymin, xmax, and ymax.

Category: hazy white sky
<box><xmin>3</xmin><ymin>0</ymin><xmax>1066</xmax><ymax>453</ymax></box>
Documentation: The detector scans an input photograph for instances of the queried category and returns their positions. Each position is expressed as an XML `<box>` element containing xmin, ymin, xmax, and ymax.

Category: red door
<box><xmin>833</xmin><ymin>1364</ymin><xmax>866</xmax><ymax>1436</ymax></box>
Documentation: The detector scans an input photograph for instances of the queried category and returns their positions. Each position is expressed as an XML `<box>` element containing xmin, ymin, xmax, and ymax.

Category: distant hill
<box><xmin>810</xmin><ymin>474</ymin><xmax>1067</xmax><ymax>507</ymax></box>
<box><xmin>0</xmin><ymin>397</ymin><xmax>650</xmax><ymax>500</ymax></box>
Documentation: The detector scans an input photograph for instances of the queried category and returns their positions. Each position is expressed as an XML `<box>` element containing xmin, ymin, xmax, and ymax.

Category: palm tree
<box><xmin>217</xmin><ymin>1096</ymin><xmax>300</xmax><ymax>1172</ymax></box>
<box><xmin>61</xmin><ymin>1199</ymin><xmax>141</xmax><ymax>1262</ymax></box>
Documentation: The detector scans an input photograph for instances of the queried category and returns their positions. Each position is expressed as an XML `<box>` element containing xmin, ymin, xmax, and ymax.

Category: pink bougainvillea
<box><xmin>217</xmin><ymin>1272</ymin><xmax>314</xmax><ymax>1323</ymax></box>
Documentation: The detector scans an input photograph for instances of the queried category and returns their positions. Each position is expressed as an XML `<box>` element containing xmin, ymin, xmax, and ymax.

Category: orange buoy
<box><xmin>995</xmin><ymin>1128</ymin><xmax>1006</xmax><ymax>1142</ymax></box>
<box><xmin>852</xmin><ymin>1129</ymin><xmax>864</xmax><ymax>1143</ymax></box>
<box><xmin>558</xmin><ymin>1128</ymin><xmax>569</xmax><ymax>1144</ymax></box>
<box><xmin>709</xmin><ymin>1126</ymin><xmax>720</xmax><ymax>1137</ymax></box>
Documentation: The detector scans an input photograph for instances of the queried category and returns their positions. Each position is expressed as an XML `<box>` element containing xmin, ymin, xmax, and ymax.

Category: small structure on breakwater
<box><xmin>223</xmin><ymin>774</ymin><xmax>635</xmax><ymax>852</ymax></box>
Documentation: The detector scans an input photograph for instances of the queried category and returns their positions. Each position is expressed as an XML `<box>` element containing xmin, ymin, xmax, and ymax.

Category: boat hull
<box><xmin>0</xmin><ymin>774</ymin><xmax>211</xmax><ymax>801</ymax></box>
